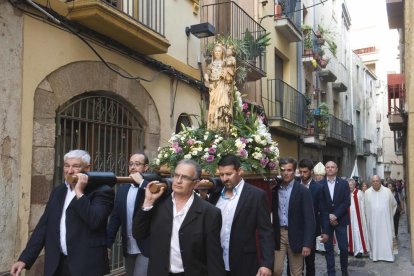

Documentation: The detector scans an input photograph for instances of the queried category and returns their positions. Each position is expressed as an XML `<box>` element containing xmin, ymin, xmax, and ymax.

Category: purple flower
<box><xmin>187</xmin><ymin>139</ymin><xmax>195</xmax><ymax>145</ymax></box>
<box><xmin>208</xmin><ymin>147</ymin><xmax>216</xmax><ymax>154</ymax></box>
<box><xmin>242</xmin><ymin>103</ymin><xmax>249</xmax><ymax>110</ymax></box>
<box><xmin>174</xmin><ymin>147</ymin><xmax>183</xmax><ymax>153</ymax></box>
<box><xmin>263</xmin><ymin>147</ymin><xmax>271</xmax><ymax>154</ymax></box>
<box><xmin>206</xmin><ymin>155</ymin><xmax>215</xmax><ymax>163</ymax></box>
<box><xmin>239</xmin><ymin>149</ymin><xmax>248</xmax><ymax>158</ymax></box>
<box><xmin>260</xmin><ymin>158</ymin><xmax>269</xmax><ymax>167</ymax></box>
<box><xmin>240</xmin><ymin>137</ymin><xmax>248</xmax><ymax>144</ymax></box>
<box><xmin>267</xmin><ymin>161</ymin><xmax>276</xmax><ymax>170</ymax></box>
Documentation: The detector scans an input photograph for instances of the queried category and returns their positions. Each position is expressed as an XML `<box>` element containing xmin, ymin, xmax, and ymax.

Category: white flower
<box><xmin>184</xmin><ymin>154</ymin><xmax>192</xmax><ymax>159</ymax></box>
<box><xmin>235</xmin><ymin>139</ymin><xmax>246</xmax><ymax>149</ymax></box>
<box><xmin>252</xmin><ymin>152</ymin><xmax>263</xmax><ymax>160</ymax></box>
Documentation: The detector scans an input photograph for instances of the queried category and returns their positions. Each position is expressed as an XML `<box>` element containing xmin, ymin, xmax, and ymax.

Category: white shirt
<box><xmin>216</xmin><ymin>180</ymin><xmax>244</xmax><ymax>271</ymax></box>
<box><xmin>327</xmin><ymin>178</ymin><xmax>336</xmax><ymax>200</ymax></box>
<box><xmin>60</xmin><ymin>182</ymin><xmax>76</xmax><ymax>255</ymax></box>
<box><xmin>126</xmin><ymin>184</ymin><xmax>141</xmax><ymax>254</ymax></box>
<box><xmin>170</xmin><ymin>192</ymin><xmax>195</xmax><ymax>273</ymax></box>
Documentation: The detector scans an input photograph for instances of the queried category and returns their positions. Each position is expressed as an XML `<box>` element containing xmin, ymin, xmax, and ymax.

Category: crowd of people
<box><xmin>10</xmin><ymin>149</ymin><xmax>405</xmax><ymax>276</ymax></box>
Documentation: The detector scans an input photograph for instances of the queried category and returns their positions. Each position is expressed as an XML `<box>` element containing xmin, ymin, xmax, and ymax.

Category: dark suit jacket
<box><xmin>18</xmin><ymin>183</ymin><xmax>115</xmax><ymax>276</ymax></box>
<box><xmin>308</xmin><ymin>180</ymin><xmax>325</xmax><ymax>237</ymax></box>
<box><xmin>272</xmin><ymin>181</ymin><xmax>316</xmax><ymax>253</ymax></box>
<box><xmin>107</xmin><ymin>181</ymin><xmax>149</xmax><ymax>257</ymax></box>
<box><xmin>320</xmin><ymin>177</ymin><xmax>351</xmax><ymax>232</ymax></box>
<box><xmin>209</xmin><ymin>182</ymin><xmax>274</xmax><ymax>276</ymax></box>
<box><xmin>133</xmin><ymin>191</ymin><xmax>225</xmax><ymax>276</ymax></box>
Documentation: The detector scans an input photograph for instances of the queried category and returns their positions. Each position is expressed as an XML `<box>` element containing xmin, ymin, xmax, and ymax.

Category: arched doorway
<box><xmin>54</xmin><ymin>93</ymin><xmax>144</xmax><ymax>186</ymax></box>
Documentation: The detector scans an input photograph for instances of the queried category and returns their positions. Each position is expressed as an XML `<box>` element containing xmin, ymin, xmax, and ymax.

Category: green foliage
<box><xmin>244</xmin><ymin>30</ymin><xmax>271</xmax><ymax>60</ymax></box>
<box><xmin>316</xmin><ymin>102</ymin><xmax>330</xmax><ymax>130</ymax></box>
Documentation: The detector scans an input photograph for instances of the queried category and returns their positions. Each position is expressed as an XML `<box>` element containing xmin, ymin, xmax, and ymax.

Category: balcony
<box><xmin>327</xmin><ymin>115</ymin><xmax>353</xmax><ymax>145</ymax></box>
<box><xmin>386</xmin><ymin>0</ymin><xmax>403</xmax><ymax>29</ymax></box>
<box><xmin>387</xmin><ymin>74</ymin><xmax>406</xmax><ymax>131</ymax></box>
<box><xmin>356</xmin><ymin>138</ymin><xmax>372</xmax><ymax>157</ymax></box>
<box><xmin>263</xmin><ymin>79</ymin><xmax>306</xmax><ymax>135</ymax></box>
<box><xmin>66</xmin><ymin>0</ymin><xmax>170</xmax><ymax>54</ymax></box>
<box><xmin>274</xmin><ymin>0</ymin><xmax>302</xmax><ymax>42</ymax></box>
<box><xmin>201</xmin><ymin>1</ymin><xmax>267</xmax><ymax>81</ymax></box>
<box><xmin>303</xmin><ymin>113</ymin><xmax>327</xmax><ymax>146</ymax></box>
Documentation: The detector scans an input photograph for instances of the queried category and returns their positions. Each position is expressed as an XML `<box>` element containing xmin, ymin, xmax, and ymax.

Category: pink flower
<box><xmin>239</xmin><ymin>149</ymin><xmax>248</xmax><ymax>158</ymax></box>
<box><xmin>206</xmin><ymin>155</ymin><xmax>215</xmax><ymax>163</ymax></box>
<box><xmin>245</xmin><ymin>112</ymin><xmax>251</xmax><ymax>117</ymax></box>
<box><xmin>260</xmin><ymin>158</ymin><xmax>269</xmax><ymax>167</ymax></box>
<box><xmin>263</xmin><ymin>147</ymin><xmax>271</xmax><ymax>154</ymax></box>
<box><xmin>208</xmin><ymin>147</ymin><xmax>216</xmax><ymax>154</ymax></box>
<box><xmin>242</xmin><ymin>103</ymin><xmax>249</xmax><ymax>110</ymax></box>
<box><xmin>187</xmin><ymin>139</ymin><xmax>195</xmax><ymax>145</ymax></box>
<box><xmin>174</xmin><ymin>147</ymin><xmax>182</xmax><ymax>153</ymax></box>
<box><xmin>268</xmin><ymin>161</ymin><xmax>276</xmax><ymax>170</ymax></box>
<box><xmin>240</xmin><ymin>138</ymin><xmax>248</xmax><ymax>144</ymax></box>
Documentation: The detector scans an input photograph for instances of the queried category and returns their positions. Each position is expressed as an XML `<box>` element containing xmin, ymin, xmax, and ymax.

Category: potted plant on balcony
<box><xmin>243</xmin><ymin>30</ymin><xmax>271</xmax><ymax>64</ymax></box>
<box><xmin>316</xmin><ymin>102</ymin><xmax>330</xmax><ymax>140</ymax></box>
<box><xmin>303</xmin><ymin>34</ymin><xmax>313</xmax><ymax>56</ymax></box>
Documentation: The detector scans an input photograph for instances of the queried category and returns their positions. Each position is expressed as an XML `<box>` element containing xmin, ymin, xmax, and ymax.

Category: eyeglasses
<box><xmin>128</xmin><ymin>161</ymin><xmax>145</xmax><ymax>167</ymax></box>
<box><xmin>172</xmin><ymin>173</ymin><xmax>197</xmax><ymax>182</ymax></box>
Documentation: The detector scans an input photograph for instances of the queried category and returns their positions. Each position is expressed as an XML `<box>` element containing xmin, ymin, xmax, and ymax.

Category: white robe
<box><xmin>348</xmin><ymin>189</ymin><xmax>369</xmax><ymax>255</ymax></box>
<box><xmin>364</xmin><ymin>186</ymin><xmax>397</xmax><ymax>262</ymax></box>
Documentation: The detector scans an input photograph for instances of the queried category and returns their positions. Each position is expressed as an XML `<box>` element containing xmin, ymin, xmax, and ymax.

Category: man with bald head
<box><xmin>320</xmin><ymin>161</ymin><xmax>350</xmax><ymax>276</ymax></box>
<box><xmin>364</xmin><ymin>175</ymin><xmax>397</xmax><ymax>262</ymax></box>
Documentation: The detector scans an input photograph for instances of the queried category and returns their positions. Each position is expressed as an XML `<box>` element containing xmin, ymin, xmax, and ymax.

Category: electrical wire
<box><xmin>259</xmin><ymin>0</ymin><xmax>329</xmax><ymax>24</ymax></box>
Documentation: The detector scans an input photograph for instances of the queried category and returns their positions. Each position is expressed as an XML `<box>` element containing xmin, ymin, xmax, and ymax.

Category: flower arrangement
<box><xmin>151</xmin><ymin>88</ymin><xmax>279</xmax><ymax>176</ymax></box>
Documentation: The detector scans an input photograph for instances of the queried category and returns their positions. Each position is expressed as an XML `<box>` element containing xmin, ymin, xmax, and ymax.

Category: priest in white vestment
<box><xmin>364</xmin><ymin>175</ymin><xmax>397</xmax><ymax>262</ymax></box>
<box><xmin>347</xmin><ymin>179</ymin><xmax>369</xmax><ymax>256</ymax></box>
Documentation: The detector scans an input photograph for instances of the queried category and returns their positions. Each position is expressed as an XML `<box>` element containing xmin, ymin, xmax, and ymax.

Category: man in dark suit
<box><xmin>320</xmin><ymin>161</ymin><xmax>351</xmax><ymax>276</ymax></box>
<box><xmin>107</xmin><ymin>152</ymin><xmax>150</xmax><ymax>276</ymax></box>
<box><xmin>297</xmin><ymin>159</ymin><xmax>329</xmax><ymax>276</ymax></box>
<box><xmin>272</xmin><ymin>157</ymin><xmax>315</xmax><ymax>276</ymax></box>
<box><xmin>209</xmin><ymin>155</ymin><xmax>274</xmax><ymax>276</ymax></box>
<box><xmin>10</xmin><ymin>149</ymin><xmax>115</xmax><ymax>276</ymax></box>
<box><xmin>133</xmin><ymin>159</ymin><xmax>225</xmax><ymax>276</ymax></box>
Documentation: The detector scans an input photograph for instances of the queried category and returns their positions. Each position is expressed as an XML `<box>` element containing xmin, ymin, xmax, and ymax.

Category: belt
<box><xmin>280</xmin><ymin>225</ymin><xmax>288</xmax><ymax>230</ymax></box>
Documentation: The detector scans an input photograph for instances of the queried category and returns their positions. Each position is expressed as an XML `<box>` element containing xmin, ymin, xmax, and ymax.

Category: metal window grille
<box><xmin>55</xmin><ymin>94</ymin><xmax>144</xmax><ymax>272</ymax></box>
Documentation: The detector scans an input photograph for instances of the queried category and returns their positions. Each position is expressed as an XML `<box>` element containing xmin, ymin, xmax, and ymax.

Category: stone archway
<box><xmin>30</xmin><ymin>60</ymin><xmax>160</xmax><ymax>225</ymax></box>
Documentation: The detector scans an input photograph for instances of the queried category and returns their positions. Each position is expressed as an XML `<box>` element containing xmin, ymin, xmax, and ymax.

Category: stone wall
<box><xmin>0</xmin><ymin>0</ymin><xmax>23</xmax><ymax>273</ymax></box>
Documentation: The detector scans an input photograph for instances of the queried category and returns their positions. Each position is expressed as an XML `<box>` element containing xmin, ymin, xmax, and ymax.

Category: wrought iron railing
<box><xmin>201</xmin><ymin>1</ymin><xmax>267</xmax><ymax>73</ymax></box>
<box><xmin>328</xmin><ymin>115</ymin><xmax>353</xmax><ymax>144</ymax></box>
<box><xmin>101</xmin><ymin>0</ymin><xmax>165</xmax><ymax>35</ymax></box>
<box><xmin>264</xmin><ymin>79</ymin><xmax>306</xmax><ymax>128</ymax></box>
<box><xmin>276</xmin><ymin>0</ymin><xmax>301</xmax><ymax>31</ymax></box>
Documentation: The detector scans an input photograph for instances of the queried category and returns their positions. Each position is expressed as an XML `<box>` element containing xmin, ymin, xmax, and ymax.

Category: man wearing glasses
<box><xmin>107</xmin><ymin>152</ymin><xmax>150</xmax><ymax>276</ymax></box>
<box><xmin>132</xmin><ymin>159</ymin><xmax>225</xmax><ymax>276</ymax></box>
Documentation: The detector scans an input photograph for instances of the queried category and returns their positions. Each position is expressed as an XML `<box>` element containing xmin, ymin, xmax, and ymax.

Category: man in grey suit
<box><xmin>133</xmin><ymin>159</ymin><xmax>225</xmax><ymax>276</ymax></box>
<box><xmin>208</xmin><ymin>155</ymin><xmax>274</xmax><ymax>276</ymax></box>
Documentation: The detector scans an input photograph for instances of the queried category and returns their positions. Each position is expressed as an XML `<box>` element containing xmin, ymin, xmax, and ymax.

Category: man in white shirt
<box><xmin>10</xmin><ymin>149</ymin><xmax>114</xmax><ymax>276</ymax></box>
<box><xmin>208</xmin><ymin>155</ymin><xmax>274</xmax><ymax>276</ymax></box>
<box><xmin>133</xmin><ymin>159</ymin><xmax>225</xmax><ymax>276</ymax></box>
<box><xmin>107</xmin><ymin>152</ymin><xmax>150</xmax><ymax>276</ymax></box>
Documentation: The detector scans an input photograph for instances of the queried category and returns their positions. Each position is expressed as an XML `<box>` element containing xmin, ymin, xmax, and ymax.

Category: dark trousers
<box><xmin>324</xmin><ymin>225</ymin><xmax>348</xmax><ymax>276</ymax></box>
<box><xmin>55</xmin><ymin>254</ymin><xmax>71</xmax><ymax>276</ymax></box>
<box><xmin>394</xmin><ymin>209</ymin><xmax>401</xmax><ymax>236</ymax></box>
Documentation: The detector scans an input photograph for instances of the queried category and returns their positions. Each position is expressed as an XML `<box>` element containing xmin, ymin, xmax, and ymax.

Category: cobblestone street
<box><xmin>311</xmin><ymin>213</ymin><xmax>414</xmax><ymax>276</ymax></box>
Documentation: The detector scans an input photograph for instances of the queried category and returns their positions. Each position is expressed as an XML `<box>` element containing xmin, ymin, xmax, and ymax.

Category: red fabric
<box><xmin>352</xmin><ymin>189</ymin><xmax>368</xmax><ymax>253</ymax></box>
<box><xmin>348</xmin><ymin>208</ymin><xmax>353</xmax><ymax>253</ymax></box>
